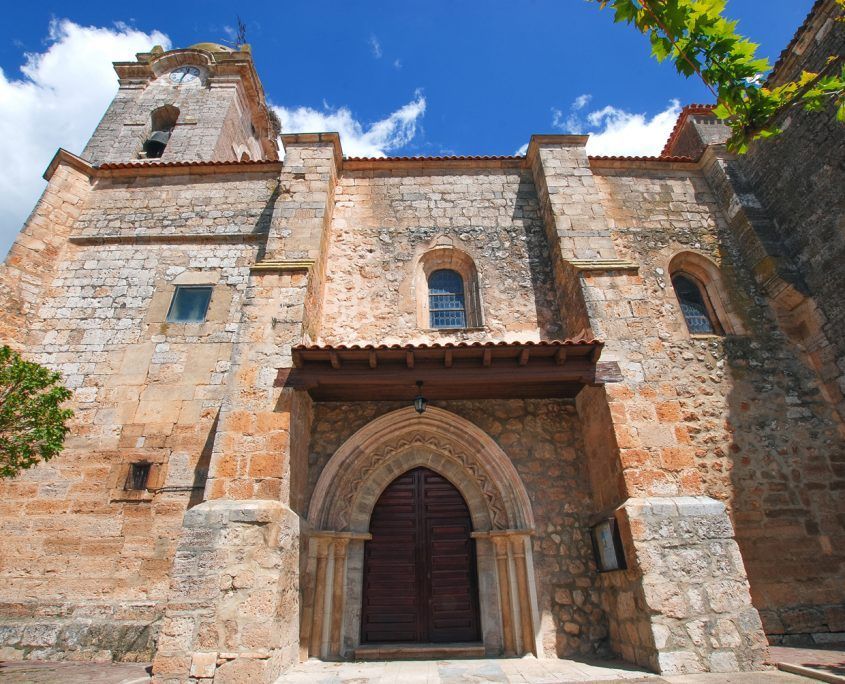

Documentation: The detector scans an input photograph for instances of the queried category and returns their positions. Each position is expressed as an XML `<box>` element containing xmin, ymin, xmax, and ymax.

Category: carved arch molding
<box><xmin>302</xmin><ymin>406</ymin><xmax>539</xmax><ymax>659</ymax></box>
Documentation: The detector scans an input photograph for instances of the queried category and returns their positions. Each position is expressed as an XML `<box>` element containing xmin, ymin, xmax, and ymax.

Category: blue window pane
<box><xmin>167</xmin><ymin>286</ymin><xmax>212</xmax><ymax>323</ymax></box>
<box><xmin>673</xmin><ymin>276</ymin><xmax>715</xmax><ymax>334</ymax></box>
<box><xmin>429</xmin><ymin>269</ymin><xmax>466</xmax><ymax>329</ymax></box>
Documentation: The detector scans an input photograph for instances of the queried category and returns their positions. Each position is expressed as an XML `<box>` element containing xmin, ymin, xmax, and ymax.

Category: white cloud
<box><xmin>393</xmin><ymin>59</ymin><xmax>402</xmax><ymax>70</ymax></box>
<box><xmin>514</xmin><ymin>143</ymin><xmax>528</xmax><ymax>156</ymax></box>
<box><xmin>550</xmin><ymin>95</ymin><xmax>681</xmax><ymax>156</ymax></box>
<box><xmin>0</xmin><ymin>19</ymin><xmax>170</xmax><ymax>257</ymax></box>
<box><xmin>573</xmin><ymin>93</ymin><xmax>592</xmax><ymax>110</ymax></box>
<box><xmin>273</xmin><ymin>90</ymin><xmax>427</xmax><ymax>158</ymax></box>
<box><xmin>585</xmin><ymin>100</ymin><xmax>681</xmax><ymax>156</ymax></box>
<box><xmin>551</xmin><ymin>93</ymin><xmax>592</xmax><ymax>134</ymax></box>
<box><xmin>369</xmin><ymin>34</ymin><xmax>382</xmax><ymax>59</ymax></box>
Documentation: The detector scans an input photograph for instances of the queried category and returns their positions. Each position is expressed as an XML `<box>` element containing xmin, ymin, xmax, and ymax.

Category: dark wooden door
<box><xmin>361</xmin><ymin>467</ymin><xmax>481</xmax><ymax>644</ymax></box>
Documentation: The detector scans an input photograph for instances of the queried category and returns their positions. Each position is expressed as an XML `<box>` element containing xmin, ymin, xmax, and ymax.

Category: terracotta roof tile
<box><xmin>660</xmin><ymin>104</ymin><xmax>717</xmax><ymax>157</ymax></box>
<box><xmin>97</xmin><ymin>158</ymin><xmax>278</xmax><ymax>170</ymax></box>
<box><xmin>294</xmin><ymin>338</ymin><xmax>602</xmax><ymax>352</ymax></box>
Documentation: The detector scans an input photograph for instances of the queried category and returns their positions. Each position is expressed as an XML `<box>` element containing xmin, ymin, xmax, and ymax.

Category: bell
<box><xmin>143</xmin><ymin>130</ymin><xmax>171</xmax><ymax>159</ymax></box>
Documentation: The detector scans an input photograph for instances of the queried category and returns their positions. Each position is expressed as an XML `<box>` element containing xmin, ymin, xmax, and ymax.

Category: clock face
<box><xmin>169</xmin><ymin>66</ymin><xmax>201</xmax><ymax>85</ymax></box>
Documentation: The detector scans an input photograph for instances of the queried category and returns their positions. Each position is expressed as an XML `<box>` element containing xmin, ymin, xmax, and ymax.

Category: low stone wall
<box><xmin>0</xmin><ymin>613</ymin><xmax>157</xmax><ymax>662</ymax></box>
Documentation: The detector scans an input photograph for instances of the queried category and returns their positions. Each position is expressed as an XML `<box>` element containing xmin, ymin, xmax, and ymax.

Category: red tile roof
<box><xmin>97</xmin><ymin>158</ymin><xmax>279</xmax><ymax>170</ymax></box>
<box><xmin>294</xmin><ymin>337</ymin><xmax>601</xmax><ymax>352</ymax></box>
<box><xmin>660</xmin><ymin>104</ymin><xmax>717</xmax><ymax>157</ymax></box>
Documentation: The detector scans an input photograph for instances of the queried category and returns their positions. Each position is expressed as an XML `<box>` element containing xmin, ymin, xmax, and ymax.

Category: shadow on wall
<box><xmin>714</xmin><ymin>249</ymin><xmax>845</xmax><ymax>643</ymax></box>
<box><xmin>187</xmin><ymin>409</ymin><xmax>218</xmax><ymax>509</ymax></box>
<box><xmin>512</xmin><ymin>173</ymin><xmax>566</xmax><ymax>340</ymax></box>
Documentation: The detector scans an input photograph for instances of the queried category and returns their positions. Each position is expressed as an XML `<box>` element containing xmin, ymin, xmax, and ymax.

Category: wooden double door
<box><xmin>361</xmin><ymin>467</ymin><xmax>481</xmax><ymax>644</ymax></box>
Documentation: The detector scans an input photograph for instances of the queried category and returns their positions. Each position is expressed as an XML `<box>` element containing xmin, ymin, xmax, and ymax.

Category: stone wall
<box><xmin>320</xmin><ymin>164</ymin><xmax>562</xmax><ymax>345</ymax></box>
<box><xmin>306</xmin><ymin>399</ymin><xmax>609</xmax><ymax>659</ymax></box>
<box><xmin>0</xmin><ymin>165</ymin><xmax>274</xmax><ymax>661</ymax></box>
<box><xmin>592</xmin><ymin>161</ymin><xmax>845</xmax><ymax>641</ymax></box>
<box><xmin>734</xmin><ymin>1</ymin><xmax>845</xmax><ymax>426</ymax></box>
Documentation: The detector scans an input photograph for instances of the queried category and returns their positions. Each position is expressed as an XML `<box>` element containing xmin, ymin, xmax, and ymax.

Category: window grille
<box><xmin>672</xmin><ymin>275</ymin><xmax>715</xmax><ymax>334</ymax></box>
<box><xmin>429</xmin><ymin>269</ymin><xmax>466</xmax><ymax>329</ymax></box>
<box><xmin>166</xmin><ymin>286</ymin><xmax>212</xmax><ymax>323</ymax></box>
<box><xmin>127</xmin><ymin>463</ymin><xmax>151</xmax><ymax>491</ymax></box>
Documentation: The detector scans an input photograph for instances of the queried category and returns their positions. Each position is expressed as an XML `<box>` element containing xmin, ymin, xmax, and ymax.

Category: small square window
<box><xmin>126</xmin><ymin>462</ymin><xmax>151</xmax><ymax>491</ymax></box>
<box><xmin>167</xmin><ymin>286</ymin><xmax>212</xmax><ymax>323</ymax></box>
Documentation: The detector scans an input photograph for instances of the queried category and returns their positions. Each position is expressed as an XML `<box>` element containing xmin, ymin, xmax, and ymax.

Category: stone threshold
<box><xmin>353</xmin><ymin>642</ymin><xmax>485</xmax><ymax>660</ymax></box>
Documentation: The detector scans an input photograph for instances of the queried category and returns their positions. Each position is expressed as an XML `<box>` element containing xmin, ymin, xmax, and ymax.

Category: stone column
<box><xmin>152</xmin><ymin>136</ymin><xmax>341</xmax><ymax>683</ymax></box>
<box><xmin>485</xmin><ymin>531</ymin><xmax>537</xmax><ymax>657</ymax></box>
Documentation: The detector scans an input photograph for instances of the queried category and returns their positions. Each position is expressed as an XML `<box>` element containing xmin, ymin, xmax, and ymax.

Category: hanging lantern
<box><xmin>413</xmin><ymin>381</ymin><xmax>427</xmax><ymax>414</ymax></box>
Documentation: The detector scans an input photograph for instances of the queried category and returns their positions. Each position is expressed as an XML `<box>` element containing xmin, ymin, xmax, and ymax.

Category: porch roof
<box><xmin>275</xmin><ymin>338</ymin><xmax>622</xmax><ymax>401</ymax></box>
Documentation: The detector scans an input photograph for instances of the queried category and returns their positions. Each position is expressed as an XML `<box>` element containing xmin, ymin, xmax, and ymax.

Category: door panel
<box><xmin>361</xmin><ymin>467</ymin><xmax>480</xmax><ymax>644</ymax></box>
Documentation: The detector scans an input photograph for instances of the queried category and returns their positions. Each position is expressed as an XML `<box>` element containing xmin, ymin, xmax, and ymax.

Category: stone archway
<box><xmin>302</xmin><ymin>406</ymin><xmax>538</xmax><ymax>659</ymax></box>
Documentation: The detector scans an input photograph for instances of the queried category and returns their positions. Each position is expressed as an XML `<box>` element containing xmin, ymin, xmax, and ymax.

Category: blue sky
<box><xmin>0</xmin><ymin>0</ymin><xmax>814</xmax><ymax>255</ymax></box>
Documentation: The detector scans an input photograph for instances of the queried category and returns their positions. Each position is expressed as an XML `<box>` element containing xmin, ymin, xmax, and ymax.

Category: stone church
<box><xmin>0</xmin><ymin>1</ymin><xmax>843</xmax><ymax>682</ymax></box>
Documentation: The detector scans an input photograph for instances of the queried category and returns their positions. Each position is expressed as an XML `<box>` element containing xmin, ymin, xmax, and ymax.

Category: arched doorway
<box><xmin>303</xmin><ymin>407</ymin><xmax>538</xmax><ymax>659</ymax></box>
<box><xmin>361</xmin><ymin>467</ymin><xmax>481</xmax><ymax>644</ymax></box>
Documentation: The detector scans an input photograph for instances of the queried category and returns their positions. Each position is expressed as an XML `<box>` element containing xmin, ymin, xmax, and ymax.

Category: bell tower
<box><xmin>82</xmin><ymin>43</ymin><xmax>279</xmax><ymax>164</ymax></box>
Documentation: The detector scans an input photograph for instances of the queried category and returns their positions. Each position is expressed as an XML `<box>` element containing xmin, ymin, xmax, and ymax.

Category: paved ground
<box><xmin>279</xmin><ymin>658</ymin><xmax>813</xmax><ymax>683</ymax></box>
<box><xmin>770</xmin><ymin>643</ymin><xmax>845</xmax><ymax>682</ymax></box>
<box><xmin>0</xmin><ymin>655</ymin><xmax>825</xmax><ymax>684</ymax></box>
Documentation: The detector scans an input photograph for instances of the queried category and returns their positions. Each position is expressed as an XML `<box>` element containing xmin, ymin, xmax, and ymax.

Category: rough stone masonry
<box><xmin>0</xmin><ymin>4</ymin><xmax>843</xmax><ymax>683</ymax></box>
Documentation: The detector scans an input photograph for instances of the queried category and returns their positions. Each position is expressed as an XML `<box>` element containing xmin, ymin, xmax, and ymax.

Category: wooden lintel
<box><xmin>482</xmin><ymin>349</ymin><xmax>492</xmax><ymax>367</ymax></box>
<box><xmin>444</xmin><ymin>350</ymin><xmax>453</xmax><ymax>368</ymax></box>
<box><xmin>590</xmin><ymin>345</ymin><xmax>603</xmax><ymax>363</ymax></box>
<box><xmin>554</xmin><ymin>348</ymin><xmax>567</xmax><ymax>365</ymax></box>
<box><xmin>329</xmin><ymin>352</ymin><xmax>341</xmax><ymax>369</ymax></box>
<box><xmin>518</xmin><ymin>348</ymin><xmax>530</xmax><ymax>366</ymax></box>
<box><xmin>292</xmin><ymin>349</ymin><xmax>303</xmax><ymax>368</ymax></box>
<box><xmin>368</xmin><ymin>351</ymin><xmax>378</xmax><ymax>369</ymax></box>
<box><xmin>406</xmin><ymin>351</ymin><xmax>415</xmax><ymax>369</ymax></box>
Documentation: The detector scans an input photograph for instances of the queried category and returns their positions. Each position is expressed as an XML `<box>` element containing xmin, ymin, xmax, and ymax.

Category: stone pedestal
<box><xmin>603</xmin><ymin>496</ymin><xmax>769</xmax><ymax>675</ymax></box>
<box><xmin>152</xmin><ymin>500</ymin><xmax>300</xmax><ymax>683</ymax></box>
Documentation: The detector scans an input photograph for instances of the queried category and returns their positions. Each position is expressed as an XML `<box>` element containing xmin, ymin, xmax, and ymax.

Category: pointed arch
<box><xmin>308</xmin><ymin>406</ymin><xmax>534</xmax><ymax>533</ymax></box>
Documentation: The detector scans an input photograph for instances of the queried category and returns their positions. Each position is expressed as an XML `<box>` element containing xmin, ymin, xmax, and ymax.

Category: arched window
<box><xmin>142</xmin><ymin>105</ymin><xmax>180</xmax><ymax>159</ymax></box>
<box><xmin>429</xmin><ymin>269</ymin><xmax>466</xmax><ymax>329</ymax></box>
<box><xmin>672</xmin><ymin>274</ymin><xmax>719</xmax><ymax>334</ymax></box>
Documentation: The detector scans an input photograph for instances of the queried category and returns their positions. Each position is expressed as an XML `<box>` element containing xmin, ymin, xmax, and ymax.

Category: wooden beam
<box><xmin>329</xmin><ymin>352</ymin><xmax>341</xmax><ymax>369</ymax></box>
<box><xmin>369</xmin><ymin>351</ymin><xmax>378</xmax><ymax>369</ymax></box>
<box><xmin>554</xmin><ymin>348</ymin><xmax>567</xmax><ymax>365</ymax></box>
<box><xmin>482</xmin><ymin>348</ymin><xmax>492</xmax><ymax>367</ymax></box>
<box><xmin>590</xmin><ymin>345</ymin><xmax>603</xmax><ymax>363</ymax></box>
<box><xmin>444</xmin><ymin>350</ymin><xmax>453</xmax><ymax>368</ymax></box>
<box><xmin>518</xmin><ymin>348</ymin><xmax>530</xmax><ymax>366</ymax></box>
<box><xmin>405</xmin><ymin>351</ymin><xmax>415</xmax><ymax>369</ymax></box>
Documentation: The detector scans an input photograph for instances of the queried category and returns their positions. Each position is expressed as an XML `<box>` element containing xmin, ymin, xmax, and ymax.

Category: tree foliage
<box><xmin>591</xmin><ymin>0</ymin><xmax>845</xmax><ymax>152</ymax></box>
<box><xmin>0</xmin><ymin>346</ymin><xmax>73</xmax><ymax>479</ymax></box>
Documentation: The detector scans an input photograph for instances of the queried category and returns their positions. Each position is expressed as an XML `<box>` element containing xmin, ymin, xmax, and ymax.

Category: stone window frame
<box><xmin>667</xmin><ymin>251</ymin><xmax>744</xmax><ymax>338</ymax></box>
<box><xmin>109</xmin><ymin>457</ymin><xmax>166</xmax><ymax>503</ymax></box>
<box><xmin>144</xmin><ymin>270</ymin><xmax>232</xmax><ymax>335</ymax></box>
<box><xmin>414</xmin><ymin>247</ymin><xmax>484</xmax><ymax>331</ymax></box>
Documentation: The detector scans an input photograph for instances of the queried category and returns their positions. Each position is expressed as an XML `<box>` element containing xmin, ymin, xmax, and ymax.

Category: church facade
<box><xmin>0</xmin><ymin>3</ymin><xmax>843</xmax><ymax>682</ymax></box>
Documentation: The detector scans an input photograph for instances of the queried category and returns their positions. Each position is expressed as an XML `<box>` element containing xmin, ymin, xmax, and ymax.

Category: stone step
<box><xmin>353</xmin><ymin>643</ymin><xmax>486</xmax><ymax>660</ymax></box>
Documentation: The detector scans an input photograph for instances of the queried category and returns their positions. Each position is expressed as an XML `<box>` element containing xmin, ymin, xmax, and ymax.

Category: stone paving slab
<box><xmin>277</xmin><ymin>657</ymin><xmax>815</xmax><ymax>683</ymax></box>
<box><xmin>0</xmin><ymin>659</ymin><xmax>816</xmax><ymax>684</ymax></box>
<box><xmin>0</xmin><ymin>660</ymin><xmax>151</xmax><ymax>683</ymax></box>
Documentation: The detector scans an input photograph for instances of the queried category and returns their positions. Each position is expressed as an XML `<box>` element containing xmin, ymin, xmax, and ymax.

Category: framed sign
<box><xmin>591</xmin><ymin>517</ymin><xmax>627</xmax><ymax>572</ymax></box>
